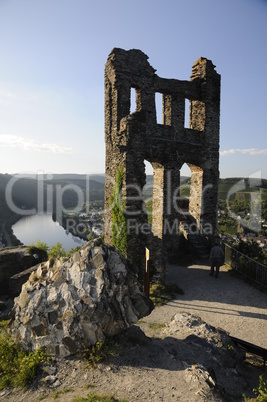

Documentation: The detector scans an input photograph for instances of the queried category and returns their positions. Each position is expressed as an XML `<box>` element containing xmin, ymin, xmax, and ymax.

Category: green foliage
<box><xmin>150</xmin><ymin>281</ymin><xmax>184</xmax><ymax>306</ymax></box>
<box><xmin>66</xmin><ymin>245</ymin><xmax>82</xmax><ymax>258</ymax></box>
<box><xmin>27</xmin><ymin>239</ymin><xmax>49</xmax><ymax>261</ymax></box>
<box><xmin>36</xmin><ymin>239</ymin><xmax>49</xmax><ymax>253</ymax></box>
<box><xmin>0</xmin><ymin>327</ymin><xmax>48</xmax><ymax>389</ymax></box>
<box><xmin>0</xmin><ymin>320</ymin><xmax>9</xmax><ymax>329</ymax></box>
<box><xmin>87</xmin><ymin>230</ymin><xmax>95</xmax><ymax>241</ymax></box>
<box><xmin>253</xmin><ymin>375</ymin><xmax>267</xmax><ymax>401</ymax></box>
<box><xmin>28</xmin><ymin>240</ymin><xmax>82</xmax><ymax>261</ymax></box>
<box><xmin>49</xmin><ymin>242</ymin><xmax>66</xmax><ymax>258</ymax></box>
<box><xmin>27</xmin><ymin>239</ymin><xmax>48</xmax><ymax>254</ymax></box>
<box><xmin>110</xmin><ymin>167</ymin><xmax>127</xmax><ymax>257</ymax></box>
<box><xmin>146</xmin><ymin>322</ymin><xmax>166</xmax><ymax>331</ymax></box>
<box><xmin>82</xmin><ymin>340</ymin><xmax>117</xmax><ymax>369</ymax></box>
<box><xmin>234</xmin><ymin>240</ymin><xmax>267</xmax><ymax>265</ymax></box>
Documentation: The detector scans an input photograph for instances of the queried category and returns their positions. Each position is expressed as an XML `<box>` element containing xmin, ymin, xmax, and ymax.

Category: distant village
<box><xmin>63</xmin><ymin>205</ymin><xmax>104</xmax><ymax>240</ymax></box>
<box><xmin>218</xmin><ymin>206</ymin><xmax>267</xmax><ymax>254</ymax></box>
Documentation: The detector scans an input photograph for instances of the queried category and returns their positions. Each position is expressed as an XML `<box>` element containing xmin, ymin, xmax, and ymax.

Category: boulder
<box><xmin>9</xmin><ymin>239</ymin><xmax>153</xmax><ymax>357</ymax></box>
<box><xmin>9</xmin><ymin>264</ymin><xmax>40</xmax><ymax>297</ymax></box>
<box><xmin>0</xmin><ymin>246</ymin><xmax>47</xmax><ymax>295</ymax></box>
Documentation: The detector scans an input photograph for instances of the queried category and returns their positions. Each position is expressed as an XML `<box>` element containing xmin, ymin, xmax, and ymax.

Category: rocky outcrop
<box><xmin>9</xmin><ymin>264</ymin><xmax>41</xmax><ymax>297</ymax></box>
<box><xmin>9</xmin><ymin>239</ymin><xmax>153</xmax><ymax>357</ymax></box>
<box><xmin>163</xmin><ymin>313</ymin><xmax>247</xmax><ymax>400</ymax></box>
<box><xmin>0</xmin><ymin>246</ymin><xmax>47</xmax><ymax>295</ymax></box>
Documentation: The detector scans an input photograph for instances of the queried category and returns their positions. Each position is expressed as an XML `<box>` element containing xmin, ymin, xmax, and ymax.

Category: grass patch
<box><xmin>82</xmin><ymin>339</ymin><xmax>118</xmax><ymax>369</ymax></box>
<box><xmin>137</xmin><ymin>320</ymin><xmax>166</xmax><ymax>336</ymax></box>
<box><xmin>146</xmin><ymin>322</ymin><xmax>166</xmax><ymax>331</ymax></box>
<box><xmin>51</xmin><ymin>387</ymin><xmax>74</xmax><ymax>399</ymax></box>
<box><xmin>150</xmin><ymin>281</ymin><xmax>184</xmax><ymax>306</ymax></box>
<box><xmin>0</xmin><ymin>322</ymin><xmax>48</xmax><ymax>389</ymax></box>
<box><xmin>38</xmin><ymin>387</ymin><xmax>74</xmax><ymax>400</ymax></box>
<box><xmin>0</xmin><ymin>320</ymin><xmax>9</xmax><ymax>329</ymax></box>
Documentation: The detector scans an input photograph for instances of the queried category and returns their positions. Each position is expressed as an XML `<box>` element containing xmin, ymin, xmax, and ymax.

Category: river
<box><xmin>12</xmin><ymin>213</ymin><xmax>86</xmax><ymax>251</ymax></box>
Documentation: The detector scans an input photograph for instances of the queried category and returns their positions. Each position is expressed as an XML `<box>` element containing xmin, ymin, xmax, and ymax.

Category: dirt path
<box><xmin>147</xmin><ymin>262</ymin><xmax>267</xmax><ymax>349</ymax></box>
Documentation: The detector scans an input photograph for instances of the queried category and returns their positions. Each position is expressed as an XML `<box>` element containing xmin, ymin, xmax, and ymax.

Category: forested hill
<box><xmin>218</xmin><ymin>177</ymin><xmax>267</xmax><ymax>201</ymax></box>
<box><xmin>0</xmin><ymin>174</ymin><xmax>39</xmax><ymax>221</ymax></box>
<box><xmin>0</xmin><ymin>174</ymin><xmax>105</xmax><ymax>223</ymax></box>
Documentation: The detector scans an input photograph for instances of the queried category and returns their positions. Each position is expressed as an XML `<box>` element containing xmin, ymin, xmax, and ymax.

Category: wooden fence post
<box><xmin>144</xmin><ymin>247</ymin><xmax>150</xmax><ymax>297</ymax></box>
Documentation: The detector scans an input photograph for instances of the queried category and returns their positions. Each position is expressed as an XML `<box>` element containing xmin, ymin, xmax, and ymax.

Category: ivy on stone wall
<box><xmin>110</xmin><ymin>167</ymin><xmax>127</xmax><ymax>257</ymax></box>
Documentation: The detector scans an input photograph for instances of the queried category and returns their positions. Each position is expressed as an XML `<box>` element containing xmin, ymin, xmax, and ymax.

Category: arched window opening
<box><xmin>184</xmin><ymin>98</ymin><xmax>190</xmax><ymax>128</ymax></box>
<box><xmin>155</xmin><ymin>92</ymin><xmax>163</xmax><ymax>124</ymax></box>
<box><xmin>143</xmin><ymin>161</ymin><xmax>154</xmax><ymax>226</ymax></box>
<box><xmin>130</xmin><ymin>87</ymin><xmax>137</xmax><ymax>114</ymax></box>
<box><xmin>180</xmin><ymin>164</ymin><xmax>191</xmax><ymax>197</ymax></box>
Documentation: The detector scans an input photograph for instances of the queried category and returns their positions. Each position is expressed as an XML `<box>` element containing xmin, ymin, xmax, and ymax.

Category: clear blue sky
<box><xmin>0</xmin><ymin>0</ymin><xmax>266</xmax><ymax>179</ymax></box>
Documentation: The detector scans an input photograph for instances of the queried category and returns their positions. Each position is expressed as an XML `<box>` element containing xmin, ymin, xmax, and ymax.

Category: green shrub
<box><xmin>27</xmin><ymin>239</ymin><xmax>48</xmax><ymax>261</ymax></box>
<box><xmin>66</xmin><ymin>245</ymin><xmax>82</xmax><ymax>258</ymax></box>
<box><xmin>28</xmin><ymin>240</ymin><xmax>82</xmax><ymax>260</ymax></box>
<box><xmin>48</xmin><ymin>242</ymin><xmax>66</xmax><ymax>259</ymax></box>
<box><xmin>253</xmin><ymin>375</ymin><xmax>267</xmax><ymax>401</ymax></box>
<box><xmin>82</xmin><ymin>340</ymin><xmax>117</xmax><ymax>369</ymax></box>
<box><xmin>0</xmin><ymin>325</ymin><xmax>48</xmax><ymax>389</ymax></box>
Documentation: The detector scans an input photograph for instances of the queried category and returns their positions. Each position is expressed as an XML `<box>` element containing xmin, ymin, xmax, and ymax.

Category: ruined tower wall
<box><xmin>104</xmin><ymin>48</ymin><xmax>221</xmax><ymax>277</ymax></box>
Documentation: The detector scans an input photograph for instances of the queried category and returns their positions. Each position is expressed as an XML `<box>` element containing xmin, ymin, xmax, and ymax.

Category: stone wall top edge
<box><xmin>107</xmin><ymin>47</ymin><xmax>155</xmax><ymax>72</ymax></box>
<box><xmin>192</xmin><ymin>56</ymin><xmax>215</xmax><ymax>67</ymax></box>
<box><xmin>106</xmin><ymin>48</ymin><xmax>219</xmax><ymax>87</ymax></box>
<box><xmin>108</xmin><ymin>47</ymin><xmax>149</xmax><ymax>59</ymax></box>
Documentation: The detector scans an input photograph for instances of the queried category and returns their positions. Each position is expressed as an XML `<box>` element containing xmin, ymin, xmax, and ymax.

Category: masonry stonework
<box><xmin>104</xmin><ymin>48</ymin><xmax>221</xmax><ymax>278</ymax></box>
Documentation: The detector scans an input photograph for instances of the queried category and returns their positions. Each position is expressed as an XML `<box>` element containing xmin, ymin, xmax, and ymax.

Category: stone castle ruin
<box><xmin>104</xmin><ymin>48</ymin><xmax>221</xmax><ymax>277</ymax></box>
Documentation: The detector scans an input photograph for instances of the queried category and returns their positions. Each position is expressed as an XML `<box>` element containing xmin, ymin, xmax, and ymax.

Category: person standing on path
<box><xmin>210</xmin><ymin>241</ymin><xmax>224</xmax><ymax>278</ymax></box>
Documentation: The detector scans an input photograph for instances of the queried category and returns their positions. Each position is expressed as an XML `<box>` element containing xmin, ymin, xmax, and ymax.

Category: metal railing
<box><xmin>223</xmin><ymin>243</ymin><xmax>267</xmax><ymax>288</ymax></box>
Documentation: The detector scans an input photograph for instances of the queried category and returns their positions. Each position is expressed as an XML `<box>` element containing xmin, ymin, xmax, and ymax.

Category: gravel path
<box><xmin>146</xmin><ymin>262</ymin><xmax>267</xmax><ymax>349</ymax></box>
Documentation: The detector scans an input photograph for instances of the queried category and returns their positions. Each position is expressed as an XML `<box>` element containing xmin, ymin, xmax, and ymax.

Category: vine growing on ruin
<box><xmin>110</xmin><ymin>167</ymin><xmax>127</xmax><ymax>257</ymax></box>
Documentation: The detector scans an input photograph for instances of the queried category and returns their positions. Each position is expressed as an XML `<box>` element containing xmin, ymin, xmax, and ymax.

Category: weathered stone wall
<box><xmin>104</xmin><ymin>49</ymin><xmax>221</xmax><ymax>278</ymax></box>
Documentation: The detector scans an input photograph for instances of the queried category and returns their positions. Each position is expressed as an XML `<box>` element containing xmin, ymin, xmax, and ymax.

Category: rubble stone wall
<box><xmin>104</xmin><ymin>49</ymin><xmax>221</xmax><ymax>278</ymax></box>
